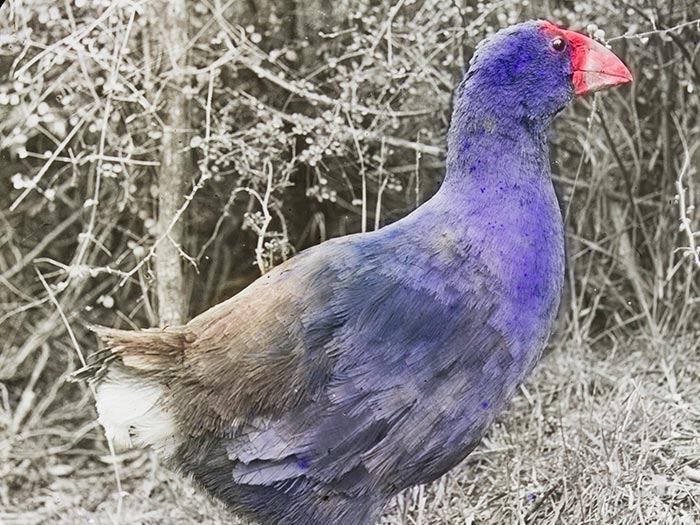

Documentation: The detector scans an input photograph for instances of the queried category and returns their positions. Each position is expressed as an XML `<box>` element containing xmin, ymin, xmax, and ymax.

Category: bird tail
<box><xmin>72</xmin><ymin>326</ymin><xmax>189</xmax><ymax>457</ymax></box>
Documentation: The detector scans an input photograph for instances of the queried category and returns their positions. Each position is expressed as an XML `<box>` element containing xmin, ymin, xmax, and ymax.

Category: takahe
<box><xmin>81</xmin><ymin>20</ymin><xmax>631</xmax><ymax>525</ymax></box>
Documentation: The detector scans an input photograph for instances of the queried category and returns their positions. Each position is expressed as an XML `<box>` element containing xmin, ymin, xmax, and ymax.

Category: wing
<box><xmin>171</xmin><ymin>235</ymin><xmax>356</xmax><ymax>434</ymax></box>
<box><xmin>229</xmin><ymin>255</ymin><xmax>514</xmax><ymax>492</ymax></box>
<box><xmin>172</xmin><ymin>221</ymin><xmax>519</xmax><ymax>494</ymax></box>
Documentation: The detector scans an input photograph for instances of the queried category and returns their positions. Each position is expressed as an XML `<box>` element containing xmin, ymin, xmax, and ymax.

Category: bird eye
<box><xmin>550</xmin><ymin>37</ymin><xmax>566</xmax><ymax>52</ymax></box>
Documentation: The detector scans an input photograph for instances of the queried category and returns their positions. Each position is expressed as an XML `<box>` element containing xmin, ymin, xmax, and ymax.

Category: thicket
<box><xmin>0</xmin><ymin>0</ymin><xmax>699</xmax><ymax>515</ymax></box>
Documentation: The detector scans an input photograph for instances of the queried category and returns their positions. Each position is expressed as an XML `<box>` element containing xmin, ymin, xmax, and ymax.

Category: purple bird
<box><xmin>80</xmin><ymin>20</ymin><xmax>632</xmax><ymax>525</ymax></box>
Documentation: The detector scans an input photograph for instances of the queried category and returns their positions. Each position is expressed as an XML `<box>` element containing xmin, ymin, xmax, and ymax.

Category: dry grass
<box><xmin>3</xmin><ymin>336</ymin><xmax>699</xmax><ymax>525</ymax></box>
<box><xmin>2</xmin><ymin>1</ymin><xmax>700</xmax><ymax>524</ymax></box>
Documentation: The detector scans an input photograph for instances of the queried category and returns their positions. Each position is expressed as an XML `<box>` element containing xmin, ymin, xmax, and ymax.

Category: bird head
<box><xmin>458</xmin><ymin>20</ymin><xmax>632</xmax><ymax>125</ymax></box>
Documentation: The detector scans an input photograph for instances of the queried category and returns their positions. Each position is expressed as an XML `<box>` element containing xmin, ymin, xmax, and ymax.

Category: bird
<box><xmin>78</xmin><ymin>20</ymin><xmax>632</xmax><ymax>525</ymax></box>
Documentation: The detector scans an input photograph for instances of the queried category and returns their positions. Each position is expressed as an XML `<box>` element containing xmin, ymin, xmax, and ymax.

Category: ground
<box><xmin>2</xmin><ymin>337</ymin><xmax>700</xmax><ymax>525</ymax></box>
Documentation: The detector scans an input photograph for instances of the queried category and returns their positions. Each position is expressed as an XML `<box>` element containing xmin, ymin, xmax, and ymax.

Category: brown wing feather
<box><xmin>170</xmin><ymin>248</ymin><xmax>340</xmax><ymax>435</ymax></box>
<box><xmin>75</xmin><ymin>242</ymin><xmax>343</xmax><ymax>437</ymax></box>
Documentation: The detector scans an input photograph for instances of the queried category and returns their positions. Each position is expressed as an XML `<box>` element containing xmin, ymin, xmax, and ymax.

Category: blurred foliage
<box><xmin>0</xmin><ymin>0</ymin><xmax>699</xmax><ymax>401</ymax></box>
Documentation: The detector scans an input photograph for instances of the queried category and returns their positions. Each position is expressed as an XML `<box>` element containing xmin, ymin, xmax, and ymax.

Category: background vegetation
<box><xmin>1</xmin><ymin>0</ymin><xmax>699</xmax><ymax>523</ymax></box>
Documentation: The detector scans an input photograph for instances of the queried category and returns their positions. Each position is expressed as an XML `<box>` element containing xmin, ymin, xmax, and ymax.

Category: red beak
<box><xmin>561</xmin><ymin>28</ymin><xmax>633</xmax><ymax>96</ymax></box>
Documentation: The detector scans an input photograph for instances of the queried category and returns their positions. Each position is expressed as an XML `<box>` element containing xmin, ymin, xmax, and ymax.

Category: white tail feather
<box><xmin>95</xmin><ymin>369</ymin><xmax>177</xmax><ymax>458</ymax></box>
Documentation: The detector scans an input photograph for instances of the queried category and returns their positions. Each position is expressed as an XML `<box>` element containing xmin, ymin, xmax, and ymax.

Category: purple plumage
<box><xmin>80</xmin><ymin>20</ymin><xmax>632</xmax><ymax>525</ymax></box>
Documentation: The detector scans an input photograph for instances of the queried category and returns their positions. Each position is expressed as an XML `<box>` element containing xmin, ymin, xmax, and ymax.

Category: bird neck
<box><xmin>440</xmin><ymin>90</ymin><xmax>552</xmax><ymax>202</ymax></box>
<box><xmin>422</xmin><ymin>89</ymin><xmax>564</xmax><ymax>286</ymax></box>
<box><xmin>420</xmin><ymin>97</ymin><xmax>564</xmax><ymax>356</ymax></box>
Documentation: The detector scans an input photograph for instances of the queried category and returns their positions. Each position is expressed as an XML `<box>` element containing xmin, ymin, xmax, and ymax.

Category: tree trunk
<box><xmin>153</xmin><ymin>0</ymin><xmax>190</xmax><ymax>326</ymax></box>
